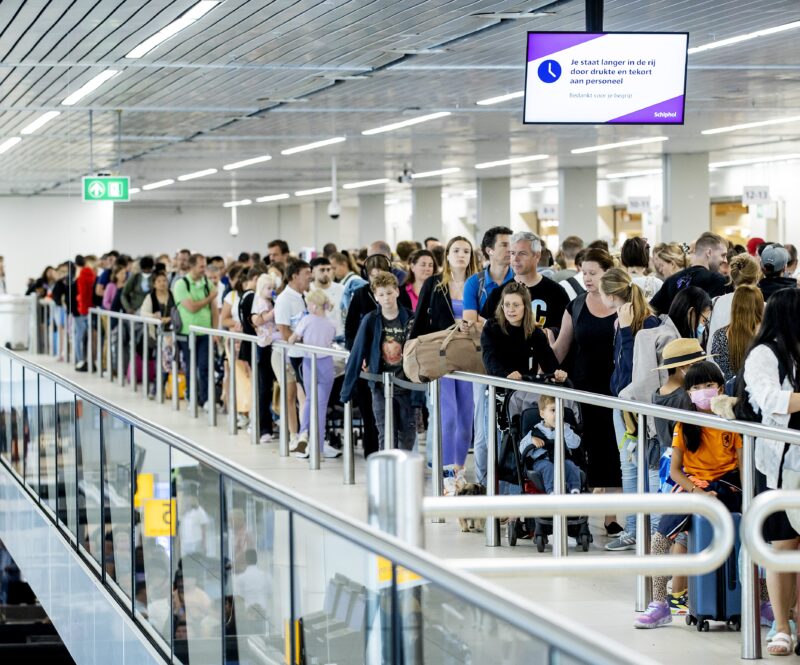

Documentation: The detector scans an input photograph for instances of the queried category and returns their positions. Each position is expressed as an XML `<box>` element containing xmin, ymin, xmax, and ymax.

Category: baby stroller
<box><xmin>497</xmin><ymin>375</ymin><xmax>593</xmax><ymax>552</ymax></box>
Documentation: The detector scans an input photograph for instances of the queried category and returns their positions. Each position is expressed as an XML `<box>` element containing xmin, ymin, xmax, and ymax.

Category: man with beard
<box><xmin>309</xmin><ymin>256</ymin><xmax>345</xmax><ymax>342</ymax></box>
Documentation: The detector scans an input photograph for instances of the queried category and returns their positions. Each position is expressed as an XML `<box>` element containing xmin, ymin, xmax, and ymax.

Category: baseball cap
<box><xmin>760</xmin><ymin>244</ymin><xmax>789</xmax><ymax>274</ymax></box>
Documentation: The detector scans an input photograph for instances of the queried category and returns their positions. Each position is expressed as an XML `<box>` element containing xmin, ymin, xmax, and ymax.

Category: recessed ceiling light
<box><xmin>385</xmin><ymin>48</ymin><xmax>448</xmax><ymax>55</ymax></box>
<box><xmin>129</xmin><ymin>187</ymin><xmax>141</xmax><ymax>194</ymax></box>
<box><xmin>701</xmin><ymin>115</ymin><xmax>800</xmax><ymax>135</ymax></box>
<box><xmin>709</xmin><ymin>153</ymin><xmax>800</xmax><ymax>169</ymax></box>
<box><xmin>126</xmin><ymin>1</ymin><xmax>220</xmax><ymax>58</ymax></box>
<box><xmin>384</xmin><ymin>198</ymin><xmax>399</xmax><ymax>205</ymax></box>
<box><xmin>571</xmin><ymin>136</ymin><xmax>668</xmax><ymax>154</ymax></box>
<box><xmin>256</xmin><ymin>97</ymin><xmax>310</xmax><ymax>103</ymax></box>
<box><xmin>294</xmin><ymin>186</ymin><xmax>333</xmax><ymax>196</ymax></box>
<box><xmin>528</xmin><ymin>180</ymin><xmax>559</xmax><ymax>188</ymax></box>
<box><xmin>177</xmin><ymin>168</ymin><xmax>217</xmax><ymax>181</ymax></box>
<box><xmin>471</xmin><ymin>11</ymin><xmax>554</xmax><ymax>19</ymax></box>
<box><xmin>688</xmin><ymin>20</ymin><xmax>800</xmax><ymax>54</ymax></box>
<box><xmin>606</xmin><ymin>169</ymin><xmax>662</xmax><ymax>179</ymax></box>
<box><xmin>61</xmin><ymin>70</ymin><xmax>119</xmax><ymax>106</ymax></box>
<box><xmin>362</xmin><ymin>111</ymin><xmax>451</xmax><ymax>136</ymax></box>
<box><xmin>280</xmin><ymin>137</ymin><xmax>346</xmax><ymax>156</ymax></box>
<box><xmin>322</xmin><ymin>74</ymin><xmax>371</xmax><ymax>81</ymax></box>
<box><xmin>222</xmin><ymin>199</ymin><xmax>252</xmax><ymax>208</ymax></box>
<box><xmin>141</xmin><ymin>179</ymin><xmax>174</xmax><ymax>191</ymax></box>
<box><xmin>475</xmin><ymin>154</ymin><xmax>549</xmax><ymax>169</ymax></box>
<box><xmin>0</xmin><ymin>137</ymin><xmax>22</xmax><ymax>154</ymax></box>
<box><xmin>222</xmin><ymin>155</ymin><xmax>272</xmax><ymax>170</ymax></box>
<box><xmin>342</xmin><ymin>178</ymin><xmax>389</xmax><ymax>190</ymax></box>
<box><xmin>20</xmin><ymin>111</ymin><xmax>60</xmax><ymax>135</ymax></box>
<box><xmin>476</xmin><ymin>90</ymin><xmax>524</xmax><ymax>106</ymax></box>
<box><xmin>412</xmin><ymin>167</ymin><xmax>461</xmax><ymax>179</ymax></box>
<box><xmin>255</xmin><ymin>193</ymin><xmax>290</xmax><ymax>203</ymax></box>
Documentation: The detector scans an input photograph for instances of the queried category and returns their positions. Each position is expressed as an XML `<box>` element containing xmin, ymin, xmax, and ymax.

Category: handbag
<box><xmin>402</xmin><ymin>324</ymin><xmax>485</xmax><ymax>383</ymax></box>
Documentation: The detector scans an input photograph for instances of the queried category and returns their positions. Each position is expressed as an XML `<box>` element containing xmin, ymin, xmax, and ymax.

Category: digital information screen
<box><xmin>523</xmin><ymin>32</ymin><xmax>688</xmax><ymax>125</ymax></box>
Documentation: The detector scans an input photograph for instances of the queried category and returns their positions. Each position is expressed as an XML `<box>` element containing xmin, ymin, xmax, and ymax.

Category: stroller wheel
<box><xmin>579</xmin><ymin>534</ymin><xmax>590</xmax><ymax>552</ymax></box>
<box><xmin>507</xmin><ymin>519</ymin><xmax>518</xmax><ymax>546</ymax></box>
<box><xmin>535</xmin><ymin>534</ymin><xmax>546</xmax><ymax>553</ymax></box>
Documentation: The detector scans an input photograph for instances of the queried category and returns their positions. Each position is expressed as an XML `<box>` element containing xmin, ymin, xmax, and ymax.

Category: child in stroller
<box><xmin>502</xmin><ymin>380</ymin><xmax>593</xmax><ymax>552</ymax></box>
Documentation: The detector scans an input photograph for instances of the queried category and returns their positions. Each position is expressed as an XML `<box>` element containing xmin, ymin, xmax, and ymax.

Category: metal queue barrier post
<box><xmin>172</xmin><ymin>331</ymin><xmax>179</xmax><ymax>411</ymax></box>
<box><xmin>383</xmin><ymin>371</ymin><xmax>395</xmax><ymax>450</ymax></box>
<box><xmin>343</xmin><ymin>399</ymin><xmax>355</xmax><ymax>484</ymax></box>
<box><xmin>429</xmin><ymin>379</ymin><xmax>444</xmax><ymax>523</ymax></box>
<box><xmin>552</xmin><ymin>396</ymin><xmax>567</xmax><ymax>557</ymax></box>
<box><xmin>309</xmin><ymin>353</ymin><xmax>320</xmax><ymax>470</ymax></box>
<box><xmin>635</xmin><ymin>411</ymin><xmax>652</xmax><ymax>612</ymax></box>
<box><xmin>95</xmin><ymin>312</ymin><xmax>103</xmax><ymax>377</ymax></box>
<box><xmin>128</xmin><ymin>319</ymin><xmax>136</xmax><ymax>392</ymax></box>
<box><xmin>250</xmin><ymin>342</ymin><xmax>259</xmax><ymax>445</ymax></box>
<box><xmin>116</xmin><ymin>318</ymin><xmax>125</xmax><ymax>387</ymax></box>
<box><xmin>189</xmin><ymin>331</ymin><xmax>197</xmax><ymax>418</ymax></box>
<box><xmin>156</xmin><ymin>329</ymin><xmax>164</xmax><ymax>404</ymax></box>
<box><xmin>279</xmin><ymin>345</ymin><xmax>289</xmax><ymax>457</ymax></box>
<box><xmin>142</xmin><ymin>321</ymin><xmax>150</xmax><ymax>399</ymax></box>
<box><xmin>86</xmin><ymin>311</ymin><xmax>93</xmax><ymax>373</ymax></box>
<box><xmin>107</xmin><ymin>313</ymin><xmax>114</xmax><ymax>383</ymax></box>
<box><xmin>228</xmin><ymin>337</ymin><xmax>237</xmax><ymax>435</ymax></box>
<box><xmin>739</xmin><ymin>434</ymin><xmax>761</xmax><ymax>660</ymax></box>
<box><xmin>208</xmin><ymin>335</ymin><xmax>217</xmax><ymax>426</ymax></box>
<box><xmin>485</xmin><ymin>385</ymin><xmax>499</xmax><ymax>547</ymax></box>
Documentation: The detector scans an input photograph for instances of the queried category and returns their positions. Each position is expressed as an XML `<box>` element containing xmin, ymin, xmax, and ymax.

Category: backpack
<box><xmin>171</xmin><ymin>276</ymin><xmax>210</xmax><ymax>335</ymax></box>
<box><xmin>566</xmin><ymin>275</ymin><xmax>586</xmax><ymax>297</ymax></box>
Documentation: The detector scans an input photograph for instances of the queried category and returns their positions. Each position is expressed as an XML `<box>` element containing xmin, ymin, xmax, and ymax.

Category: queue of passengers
<box><xmin>27</xmin><ymin>230</ymin><xmax>800</xmax><ymax>652</ymax></box>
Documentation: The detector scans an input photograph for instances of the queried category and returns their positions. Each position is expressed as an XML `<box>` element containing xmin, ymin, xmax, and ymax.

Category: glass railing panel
<box><xmin>0</xmin><ymin>355</ymin><xmax>10</xmax><ymax>466</ymax></box>
<box><xmin>222</xmin><ymin>478</ymin><xmax>291</xmax><ymax>665</ymax></box>
<box><xmin>292</xmin><ymin>515</ymin><xmax>378</xmax><ymax>665</ymax></box>
<box><xmin>23</xmin><ymin>367</ymin><xmax>39</xmax><ymax>491</ymax></box>
<box><xmin>39</xmin><ymin>375</ymin><xmax>57</xmax><ymax>512</ymax></box>
<box><xmin>76</xmin><ymin>398</ymin><xmax>103</xmax><ymax>566</ymax></box>
<box><xmin>131</xmin><ymin>428</ymin><xmax>173</xmax><ymax>654</ymax></box>
<box><xmin>101</xmin><ymin>411</ymin><xmax>133</xmax><ymax>605</ymax></box>
<box><xmin>172</xmin><ymin>449</ymin><xmax>223</xmax><ymax>665</ymax></box>
<box><xmin>56</xmin><ymin>384</ymin><xmax>77</xmax><ymax>537</ymax></box>
<box><xmin>10</xmin><ymin>359</ymin><xmax>24</xmax><ymax>477</ymax></box>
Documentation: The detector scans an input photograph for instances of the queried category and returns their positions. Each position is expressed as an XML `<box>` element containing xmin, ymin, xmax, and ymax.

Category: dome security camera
<box><xmin>327</xmin><ymin>200</ymin><xmax>341</xmax><ymax>220</ymax></box>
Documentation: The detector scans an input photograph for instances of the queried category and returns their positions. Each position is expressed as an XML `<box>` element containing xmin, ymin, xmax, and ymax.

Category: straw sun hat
<box><xmin>654</xmin><ymin>338</ymin><xmax>714</xmax><ymax>371</ymax></box>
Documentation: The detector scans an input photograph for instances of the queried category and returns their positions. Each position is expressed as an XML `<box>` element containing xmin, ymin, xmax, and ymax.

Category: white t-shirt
<box><xmin>310</xmin><ymin>281</ymin><xmax>345</xmax><ymax>337</ymax></box>
<box><xmin>560</xmin><ymin>272</ymin><xmax>585</xmax><ymax>301</ymax></box>
<box><xmin>708</xmin><ymin>291</ymin><xmax>733</xmax><ymax>342</ymax></box>
<box><xmin>274</xmin><ymin>286</ymin><xmax>307</xmax><ymax>358</ymax></box>
<box><xmin>631</xmin><ymin>274</ymin><xmax>664</xmax><ymax>301</ymax></box>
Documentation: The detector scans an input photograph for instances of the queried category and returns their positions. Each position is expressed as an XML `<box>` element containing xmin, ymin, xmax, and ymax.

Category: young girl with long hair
<box><xmin>710</xmin><ymin>284</ymin><xmax>764</xmax><ymax>382</ymax></box>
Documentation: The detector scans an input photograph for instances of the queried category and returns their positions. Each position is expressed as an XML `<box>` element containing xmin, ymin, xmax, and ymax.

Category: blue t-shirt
<box><xmin>462</xmin><ymin>267</ymin><xmax>514</xmax><ymax>313</ymax></box>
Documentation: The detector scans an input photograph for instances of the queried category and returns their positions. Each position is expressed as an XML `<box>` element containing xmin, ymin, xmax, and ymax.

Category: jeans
<box><xmin>613</xmin><ymin>408</ymin><xmax>661</xmax><ymax>537</ymax></box>
<box><xmin>532</xmin><ymin>456</ymin><xmax>582</xmax><ymax>493</ymax></box>
<box><xmin>472</xmin><ymin>383</ymin><xmax>488</xmax><ymax>485</ymax></box>
<box><xmin>300</xmin><ymin>356</ymin><xmax>334</xmax><ymax>447</ymax></box>
<box><xmin>74</xmin><ymin>315</ymin><xmax>88</xmax><ymax>364</ymax></box>
<box><xmin>371</xmin><ymin>385</ymin><xmax>416</xmax><ymax>451</ymax></box>
<box><xmin>178</xmin><ymin>334</ymin><xmax>210</xmax><ymax>407</ymax></box>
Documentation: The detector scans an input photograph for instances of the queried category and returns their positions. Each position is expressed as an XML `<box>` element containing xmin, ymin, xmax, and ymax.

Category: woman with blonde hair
<box><xmin>708</xmin><ymin>252</ymin><xmax>761</xmax><ymax>340</ymax></box>
<box><xmin>651</xmin><ymin>242</ymin><xmax>688</xmax><ymax>280</ymax></box>
<box><xmin>710</xmin><ymin>284</ymin><xmax>764</xmax><ymax>382</ymax></box>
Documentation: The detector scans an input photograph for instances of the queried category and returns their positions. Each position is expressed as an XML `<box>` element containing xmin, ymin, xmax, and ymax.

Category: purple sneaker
<box><xmin>634</xmin><ymin>601</ymin><xmax>672</xmax><ymax>629</ymax></box>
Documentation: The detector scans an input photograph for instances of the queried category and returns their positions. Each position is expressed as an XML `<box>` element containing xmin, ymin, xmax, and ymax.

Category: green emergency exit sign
<box><xmin>82</xmin><ymin>176</ymin><xmax>130</xmax><ymax>202</ymax></box>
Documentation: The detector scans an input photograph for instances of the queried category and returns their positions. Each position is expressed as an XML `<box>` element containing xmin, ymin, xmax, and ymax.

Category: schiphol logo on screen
<box><xmin>523</xmin><ymin>32</ymin><xmax>688</xmax><ymax>124</ymax></box>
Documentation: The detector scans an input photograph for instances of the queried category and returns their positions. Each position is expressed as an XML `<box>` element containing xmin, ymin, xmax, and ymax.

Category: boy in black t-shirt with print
<box><xmin>341</xmin><ymin>271</ymin><xmax>416</xmax><ymax>451</ymax></box>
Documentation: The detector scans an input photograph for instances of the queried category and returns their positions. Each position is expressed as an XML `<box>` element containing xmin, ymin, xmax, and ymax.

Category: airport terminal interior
<box><xmin>2</xmin><ymin>1</ymin><xmax>800</xmax><ymax>663</ymax></box>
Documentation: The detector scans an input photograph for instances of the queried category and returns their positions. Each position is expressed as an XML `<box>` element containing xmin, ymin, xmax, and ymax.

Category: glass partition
<box><xmin>56</xmin><ymin>384</ymin><xmax>77</xmax><ymax>537</ymax></box>
<box><xmin>0</xmin><ymin>356</ymin><xmax>10</xmax><ymax>467</ymax></box>
<box><xmin>39</xmin><ymin>375</ymin><xmax>57</xmax><ymax>512</ymax></box>
<box><xmin>23</xmin><ymin>367</ymin><xmax>39</xmax><ymax>492</ymax></box>
<box><xmin>11</xmin><ymin>360</ymin><xmax>24</xmax><ymax>477</ymax></box>
<box><xmin>76</xmin><ymin>398</ymin><xmax>103</xmax><ymax>566</ymax></box>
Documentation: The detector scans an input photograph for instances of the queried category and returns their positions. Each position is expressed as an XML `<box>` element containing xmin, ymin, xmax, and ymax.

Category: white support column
<box><xmin>477</xmin><ymin>177</ymin><xmax>511</xmax><ymax>237</ymax></box>
<box><xmin>559</xmin><ymin>167</ymin><xmax>598</xmax><ymax>240</ymax></box>
<box><xmin>662</xmin><ymin>153</ymin><xmax>710</xmax><ymax>243</ymax></box>
<box><xmin>357</xmin><ymin>192</ymin><xmax>385</xmax><ymax>246</ymax></box>
<box><xmin>412</xmin><ymin>185</ymin><xmax>442</xmax><ymax>242</ymax></box>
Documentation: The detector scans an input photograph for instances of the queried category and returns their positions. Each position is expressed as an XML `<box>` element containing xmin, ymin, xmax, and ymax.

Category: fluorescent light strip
<box><xmin>412</xmin><ymin>167</ymin><xmax>461</xmax><ymax>179</ymax></box>
<box><xmin>475</xmin><ymin>154</ymin><xmax>548</xmax><ymax>169</ymax></box>
<box><xmin>606</xmin><ymin>169</ymin><xmax>662</xmax><ymax>179</ymax></box>
<box><xmin>709</xmin><ymin>153</ymin><xmax>800</xmax><ymax>169</ymax></box>
<box><xmin>0</xmin><ymin>137</ymin><xmax>22</xmax><ymax>154</ymax></box>
<box><xmin>280</xmin><ymin>136</ymin><xmax>346</xmax><ymax>155</ymax></box>
<box><xmin>571</xmin><ymin>136</ymin><xmax>668</xmax><ymax>154</ymax></box>
<box><xmin>362</xmin><ymin>111</ymin><xmax>451</xmax><ymax>136</ymax></box>
<box><xmin>20</xmin><ymin>111</ymin><xmax>61</xmax><ymax>135</ymax></box>
<box><xmin>222</xmin><ymin>155</ymin><xmax>271</xmax><ymax>170</ymax></box>
<box><xmin>126</xmin><ymin>1</ymin><xmax>219</xmax><ymax>58</ymax></box>
<box><xmin>223</xmin><ymin>199</ymin><xmax>252</xmax><ymax>208</ymax></box>
<box><xmin>141</xmin><ymin>179</ymin><xmax>174</xmax><ymax>191</ymax></box>
<box><xmin>476</xmin><ymin>90</ymin><xmax>524</xmax><ymax>106</ymax></box>
<box><xmin>528</xmin><ymin>180</ymin><xmax>559</xmax><ymax>188</ymax></box>
<box><xmin>688</xmin><ymin>20</ymin><xmax>800</xmax><ymax>54</ymax></box>
<box><xmin>129</xmin><ymin>188</ymin><xmax>141</xmax><ymax>194</ymax></box>
<box><xmin>177</xmin><ymin>168</ymin><xmax>217</xmax><ymax>181</ymax></box>
<box><xmin>701</xmin><ymin>115</ymin><xmax>800</xmax><ymax>135</ymax></box>
<box><xmin>294</xmin><ymin>186</ymin><xmax>332</xmax><ymax>196</ymax></box>
<box><xmin>384</xmin><ymin>198</ymin><xmax>399</xmax><ymax>206</ymax></box>
<box><xmin>343</xmin><ymin>178</ymin><xmax>389</xmax><ymax>190</ymax></box>
<box><xmin>255</xmin><ymin>193</ymin><xmax>290</xmax><ymax>203</ymax></box>
<box><xmin>61</xmin><ymin>70</ymin><xmax>119</xmax><ymax>106</ymax></box>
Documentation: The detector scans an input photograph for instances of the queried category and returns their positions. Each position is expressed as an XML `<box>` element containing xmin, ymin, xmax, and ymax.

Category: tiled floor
<box><xmin>23</xmin><ymin>352</ymin><xmax>769</xmax><ymax>663</ymax></box>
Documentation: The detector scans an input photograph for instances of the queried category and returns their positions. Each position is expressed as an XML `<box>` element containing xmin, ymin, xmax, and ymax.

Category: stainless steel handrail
<box><xmin>423</xmin><ymin>493</ymin><xmax>735</xmax><ymax>575</ymax></box>
<box><xmin>0</xmin><ymin>346</ymin><xmax>647</xmax><ymax>665</ymax></box>
<box><xmin>743</xmin><ymin>490</ymin><xmax>800</xmax><ymax>572</ymax></box>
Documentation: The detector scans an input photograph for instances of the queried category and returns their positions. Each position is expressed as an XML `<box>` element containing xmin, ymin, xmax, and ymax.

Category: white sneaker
<box><xmin>294</xmin><ymin>441</ymin><xmax>309</xmax><ymax>458</ymax></box>
<box><xmin>237</xmin><ymin>414</ymin><xmax>249</xmax><ymax>428</ymax></box>
<box><xmin>290</xmin><ymin>432</ymin><xmax>308</xmax><ymax>453</ymax></box>
<box><xmin>260</xmin><ymin>433</ymin><xmax>273</xmax><ymax>444</ymax></box>
<box><xmin>323</xmin><ymin>444</ymin><xmax>342</xmax><ymax>459</ymax></box>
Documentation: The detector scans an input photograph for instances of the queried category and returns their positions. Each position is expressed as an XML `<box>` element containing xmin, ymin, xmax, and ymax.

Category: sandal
<box><xmin>767</xmin><ymin>632</ymin><xmax>793</xmax><ymax>656</ymax></box>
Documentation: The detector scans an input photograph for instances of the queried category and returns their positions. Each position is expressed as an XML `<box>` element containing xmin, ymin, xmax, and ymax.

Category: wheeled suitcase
<box><xmin>686</xmin><ymin>512</ymin><xmax>742</xmax><ymax>632</ymax></box>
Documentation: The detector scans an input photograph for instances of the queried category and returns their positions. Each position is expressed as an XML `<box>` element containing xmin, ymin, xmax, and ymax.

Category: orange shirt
<box><xmin>672</xmin><ymin>424</ymin><xmax>742</xmax><ymax>482</ymax></box>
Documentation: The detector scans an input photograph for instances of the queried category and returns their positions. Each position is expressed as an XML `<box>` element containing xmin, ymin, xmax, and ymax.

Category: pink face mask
<box><xmin>689</xmin><ymin>387</ymin><xmax>718</xmax><ymax>411</ymax></box>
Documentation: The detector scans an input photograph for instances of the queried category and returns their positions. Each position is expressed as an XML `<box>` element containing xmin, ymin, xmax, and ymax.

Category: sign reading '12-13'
<box><xmin>523</xmin><ymin>32</ymin><xmax>688</xmax><ymax>125</ymax></box>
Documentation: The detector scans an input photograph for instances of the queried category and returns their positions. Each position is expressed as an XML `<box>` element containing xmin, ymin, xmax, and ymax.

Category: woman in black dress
<box><xmin>550</xmin><ymin>249</ymin><xmax>621</xmax><ymax>525</ymax></box>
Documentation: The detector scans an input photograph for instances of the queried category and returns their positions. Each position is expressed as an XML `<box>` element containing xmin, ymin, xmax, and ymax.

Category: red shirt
<box><xmin>76</xmin><ymin>266</ymin><xmax>96</xmax><ymax>315</ymax></box>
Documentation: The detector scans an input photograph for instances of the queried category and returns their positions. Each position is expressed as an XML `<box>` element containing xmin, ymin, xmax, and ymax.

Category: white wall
<box><xmin>0</xmin><ymin>197</ymin><xmax>114</xmax><ymax>294</ymax></box>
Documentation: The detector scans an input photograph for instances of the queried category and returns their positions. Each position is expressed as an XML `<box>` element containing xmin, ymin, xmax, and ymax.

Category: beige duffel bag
<box><xmin>402</xmin><ymin>324</ymin><xmax>485</xmax><ymax>383</ymax></box>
